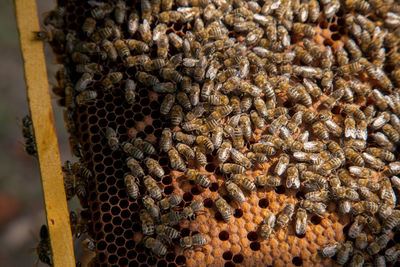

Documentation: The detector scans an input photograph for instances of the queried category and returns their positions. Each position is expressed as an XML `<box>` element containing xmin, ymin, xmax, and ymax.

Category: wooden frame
<box><xmin>14</xmin><ymin>0</ymin><xmax>75</xmax><ymax>266</ymax></box>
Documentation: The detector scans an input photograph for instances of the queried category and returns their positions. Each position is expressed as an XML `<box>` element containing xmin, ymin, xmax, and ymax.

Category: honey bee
<box><xmin>353</xmin><ymin>200</ymin><xmax>379</xmax><ymax>215</ymax></box>
<box><xmin>365</xmin><ymin>215</ymin><xmax>381</xmax><ymax>234</ymax></box>
<box><xmin>312</xmin><ymin>122</ymin><xmax>329</xmax><ymax>141</ymax></box>
<box><xmin>159</xmin><ymin>194</ymin><xmax>182</xmax><ymax>211</ymax></box>
<box><xmin>34</xmin><ymin>224</ymin><xmax>52</xmax><ymax>266</ymax></box>
<box><xmin>180</xmin><ymin>234</ymin><xmax>207</xmax><ymax>249</ymax></box>
<box><xmin>276</xmin><ymin>203</ymin><xmax>295</xmax><ymax>228</ymax></box>
<box><xmin>102</xmin><ymin>72</ymin><xmax>123</xmax><ymax>90</ymax></box>
<box><xmin>144</xmin><ymin>237</ymin><xmax>167</xmax><ymax>256</ymax></box>
<box><xmin>182</xmin><ymin>200</ymin><xmax>204</xmax><ymax>220</ymax></box>
<box><xmin>305</xmin><ymin>190</ymin><xmax>330</xmax><ymax>202</ymax></box>
<box><xmin>382</xmin><ymin>123</ymin><xmax>400</xmax><ymax>143</ymax></box>
<box><xmin>224</xmin><ymin>180</ymin><xmax>245</xmax><ymax>203</ymax></box>
<box><xmin>143</xmin><ymin>175</ymin><xmax>163</xmax><ymax>200</ymax></box>
<box><xmin>215</xmin><ymin>196</ymin><xmax>232</xmax><ymax>222</ymax></box>
<box><xmin>286</xmin><ymin>165</ymin><xmax>300</xmax><ymax>189</ymax></box>
<box><xmin>230</xmin><ymin>148</ymin><xmax>252</xmax><ymax>169</ymax></box>
<box><xmin>171</xmin><ymin>132</ymin><xmax>194</xmax><ymax>147</ymax></box>
<box><xmin>82</xmin><ymin>17</ymin><xmax>96</xmax><ymax>37</ymax></box>
<box><xmin>184</xmin><ymin>169</ymin><xmax>210</xmax><ymax>188</ymax></box>
<box><xmin>303</xmin><ymin>78</ymin><xmax>322</xmax><ymax>99</ymax></box>
<box><xmin>168</xmin><ymin>147</ymin><xmax>186</xmax><ymax>171</ymax></box>
<box><xmin>160</xmin><ymin>211</ymin><xmax>184</xmax><ymax>226</ymax></box>
<box><xmin>196</xmin><ymin>135</ymin><xmax>214</xmax><ymax>153</ymax></box>
<box><xmin>367</xmin><ymin>234</ymin><xmax>390</xmax><ymax>255</ymax></box>
<box><xmin>348</xmin><ymin>215</ymin><xmax>366</xmax><ymax>238</ymax></box>
<box><xmin>295</xmin><ymin>208</ymin><xmax>307</xmax><ymax>236</ymax></box>
<box><xmin>354</xmin><ymin>232</ymin><xmax>368</xmax><ymax>250</ymax></box>
<box><xmin>114</xmin><ymin>39</ymin><xmax>130</xmax><ymax>59</ymax></box>
<box><xmin>300</xmin><ymin>200</ymin><xmax>326</xmax><ymax>215</ymax></box>
<box><xmin>155</xmin><ymin>224</ymin><xmax>179</xmax><ymax>241</ymax></box>
<box><xmin>127</xmin><ymin>11</ymin><xmax>139</xmax><ymax>35</ymax></box>
<box><xmin>336</xmin><ymin>241</ymin><xmax>354</xmax><ymax>265</ymax></box>
<box><xmin>295</xmin><ymin>46</ymin><xmax>313</xmax><ymax>65</ymax></box>
<box><xmin>293</xmin><ymin>23</ymin><xmax>316</xmax><ymax>37</ymax></box>
<box><xmin>256</xmin><ymin>174</ymin><xmax>282</xmax><ymax>187</ymax></box>
<box><xmin>320</xmin><ymin>242</ymin><xmax>340</xmax><ymax>258</ymax></box>
<box><xmin>126</xmin><ymin>157</ymin><xmax>145</xmax><ymax>177</ymax></box>
<box><xmin>170</xmin><ymin>105</ymin><xmax>184</xmax><ymax>126</ymax></box>
<box><xmin>124</xmin><ymin>173</ymin><xmax>139</xmax><ymax>200</ymax></box>
<box><xmin>104</xmin><ymin>127</ymin><xmax>119</xmax><ymax>151</ymax></box>
<box><xmin>159</xmin><ymin>128</ymin><xmax>173</xmax><ymax>153</ymax></box>
<box><xmin>259</xmin><ymin>212</ymin><xmax>276</xmax><ymax>238</ymax></box>
<box><xmin>140</xmin><ymin>210</ymin><xmax>155</xmax><ymax>236</ymax></box>
<box><xmin>337</xmin><ymin>62</ymin><xmax>363</xmax><ymax>76</ymax></box>
<box><xmin>144</xmin><ymin>158</ymin><xmax>165</xmax><ymax>179</ymax></box>
<box><xmin>344</xmin><ymin>147</ymin><xmax>364</xmax><ymax>166</ymax></box>
<box><xmin>362</xmin><ymin>152</ymin><xmax>385</xmax><ymax>170</ymax></box>
<box><xmin>122</xmin><ymin>142</ymin><xmax>144</xmax><ymax>160</ymax></box>
<box><xmin>274</xmin><ymin>153</ymin><xmax>289</xmax><ymax>176</ymax></box>
<box><xmin>143</xmin><ymin>195</ymin><xmax>160</xmax><ymax>220</ymax></box>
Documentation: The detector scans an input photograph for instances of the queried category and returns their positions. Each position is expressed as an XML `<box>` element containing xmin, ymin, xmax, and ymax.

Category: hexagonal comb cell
<box><xmin>41</xmin><ymin>0</ymin><xmax>400</xmax><ymax>266</ymax></box>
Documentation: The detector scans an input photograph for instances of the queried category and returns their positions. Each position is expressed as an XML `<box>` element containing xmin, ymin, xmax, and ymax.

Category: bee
<box><xmin>353</xmin><ymin>200</ymin><xmax>379</xmax><ymax>215</ymax></box>
<box><xmin>312</xmin><ymin>122</ymin><xmax>329</xmax><ymax>140</ymax></box>
<box><xmin>184</xmin><ymin>169</ymin><xmax>210</xmax><ymax>188</ymax></box>
<box><xmin>143</xmin><ymin>175</ymin><xmax>162</xmax><ymax>200</ymax></box>
<box><xmin>274</xmin><ymin>153</ymin><xmax>289</xmax><ymax>176</ymax></box>
<box><xmin>286</xmin><ymin>165</ymin><xmax>300</xmax><ymax>189</ymax></box>
<box><xmin>172</xmin><ymin>132</ymin><xmax>195</xmax><ymax>147</ymax></box>
<box><xmin>367</xmin><ymin>234</ymin><xmax>390</xmax><ymax>255</ymax></box>
<box><xmin>354</xmin><ymin>232</ymin><xmax>368</xmax><ymax>250</ymax></box>
<box><xmin>143</xmin><ymin>195</ymin><xmax>160</xmax><ymax>220</ymax></box>
<box><xmin>362</xmin><ymin>152</ymin><xmax>385</xmax><ymax>170</ymax></box>
<box><xmin>230</xmin><ymin>148</ymin><xmax>252</xmax><ymax>169</ymax></box>
<box><xmin>124</xmin><ymin>79</ymin><xmax>137</xmax><ymax>105</ymax></box>
<box><xmin>104</xmin><ymin>127</ymin><xmax>119</xmax><ymax>151</ymax></box>
<box><xmin>217</xmin><ymin>140</ymin><xmax>232</xmax><ymax>164</ymax></box>
<box><xmin>196</xmin><ymin>135</ymin><xmax>214</xmax><ymax>153</ymax></box>
<box><xmin>259</xmin><ymin>212</ymin><xmax>276</xmax><ymax>238</ymax></box>
<box><xmin>336</xmin><ymin>241</ymin><xmax>353</xmax><ymax>265</ymax></box>
<box><xmin>337</xmin><ymin>62</ymin><xmax>363</xmax><ymax>76</ymax></box>
<box><xmin>295</xmin><ymin>46</ymin><xmax>313</xmax><ymax>65</ymax></box>
<box><xmin>144</xmin><ymin>237</ymin><xmax>167</xmax><ymax>256</ymax></box>
<box><xmin>159</xmin><ymin>128</ymin><xmax>173</xmax><ymax>153</ymax></box>
<box><xmin>303</xmin><ymin>78</ymin><xmax>322</xmax><ymax>99</ymax></box>
<box><xmin>75</xmin><ymin>90</ymin><xmax>97</xmax><ymax>106</ymax></box>
<box><xmin>182</xmin><ymin>200</ymin><xmax>204</xmax><ymax>220</ymax></box>
<box><xmin>144</xmin><ymin>158</ymin><xmax>165</xmax><ymax>179</ymax></box>
<box><xmin>276</xmin><ymin>203</ymin><xmax>295</xmax><ymax>228</ymax></box>
<box><xmin>305</xmin><ymin>190</ymin><xmax>330</xmax><ymax>202</ymax></box>
<box><xmin>320</xmin><ymin>242</ymin><xmax>340</xmax><ymax>258</ymax></box>
<box><xmin>74</xmin><ymin>72</ymin><xmax>93</xmax><ymax>92</ymax></box>
<box><xmin>344</xmin><ymin>147</ymin><xmax>364</xmax><ymax>166</ymax></box>
<box><xmin>300</xmin><ymin>200</ymin><xmax>326</xmax><ymax>215</ymax></box>
<box><xmin>365</xmin><ymin>215</ymin><xmax>381</xmax><ymax>234</ymax></box>
<box><xmin>215</xmin><ymin>196</ymin><xmax>232</xmax><ymax>222</ymax></box>
<box><xmin>160</xmin><ymin>210</ymin><xmax>184</xmax><ymax>226</ymax></box>
<box><xmin>122</xmin><ymin>142</ymin><xmax>144</xmax><ymax>160</ymax></box>
<box><xmin>382</xmin><ymin>124</ymin><xmax>400</xmax><ymax>143</ymax></box>
<box><xmin>348</xmin><ymin>215</ymin><xmax>366</xmax><ymax>238</ymax></box>
<box><xmin>229</xmin><ymin>174</ymin><xmax>256</xmax><ymax>192</ymax></box>
<box><xmin>114</xmin><ymin>39</ymin><xmax>130</xmax><ymax>59</ymax></box>
<box><xmin>221</xmin><ymin>163</ymin><xmax>246</xmax><ymax>175</ymax></box>
<box><xmin>293</xmin><ymin>23</ymin><xmax>316</xmax><ymax>37</ymax></box>
<box><xmin>127</xmin><ymin>11</ymin><xmax>139</xmax><ymax>35</ymax></box>
<box><xmin>133</xmin><ymin>138</ymin><xmax>156</xmax><ymax>156</ymax></box>
<box><xmin>126</xmin><ymin>157</ymin><xmax>145</xmax><ymax>177</ymax></box>
<box><xmin>167</xmin><ymin>148</ymin><xmax>186</xmax><ymax>172</ymax></box>
<box><xmin>155</xmin><ymin>224</ymin><xmax>180</xmax><ymax>241</ymax></box>
<box><xmin>82</xmin><ymin>17</ymin><xmax>96</xmax><ymax>37</ymax></box>
<box><xmin>225</xmin><ymin>180</ymin><xmax>245</xmax><ymax>203</ymax></box>
<box><xmin>124</xmin><ymin>173</ymin><xmax>139</xmax><ymax>200</ymax></box>
<box><xmin>180</xmin><ymin>234</ymin><xmax>207</xmax><ymax>249</ymax></box>
<box><xmin>102</xmin><ymin>72</ymin><xmax>123</xmax><ymax>90</ymax></box>
<box><xmin>343</xmin><ymin>104</ymin><xmax>366</xmax><ymax>120</ymax></box>
<box><xmin>170</xmin><ymin>105</ymin><xmax>184</xmax><ymax>126</ymax></box>
<box><xmin>372</xmin><ymin>112</ymin><xmax>391</xmax><ymax>130</ymax></box>
<box><xmin>140</xmin><ymin>210</ymin><xmax>155</xmax><ymax>236</ymax></box>
<box><xmin>159</xmin><ymin>194</ymin><xmax>182</xmax><ymax>211</ymax></box>
<box><xmin>348</xmin><ymin>166</ymin><xmax>372</xmax><ymax>178</ymax></box>
<box><xmin>294</xmin><ymin>208</ymin><xmax>308</xmax><ymax>236</ymax></box>
<box><xmin>175</xmin><ymin>143</ymin><xmax>194</xmax><ymax>160</ymax></box>
<box><xmin>34</xmin><ymin>224</ymin><xmax>52</xmax><ymax>266</ymax></box>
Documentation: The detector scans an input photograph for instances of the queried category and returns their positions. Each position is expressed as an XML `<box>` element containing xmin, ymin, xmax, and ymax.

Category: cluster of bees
<box><xmin>33</xmin><ymin>0</ymin><xmax>400</xmax><ymax>265</ymax></box>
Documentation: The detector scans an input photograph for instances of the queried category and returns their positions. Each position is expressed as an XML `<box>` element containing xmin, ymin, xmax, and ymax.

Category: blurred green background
<box><xmin>0</xmin><ymin>0</ymin><xmax>74</xmax><ymax>265</ymax></box>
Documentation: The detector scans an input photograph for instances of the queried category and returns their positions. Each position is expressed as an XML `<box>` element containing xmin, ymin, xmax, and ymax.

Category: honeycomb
<box><xmin>37</xmin><ymin>0</ymin><xmax>400</xmax><ymax>266</ymax></box>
